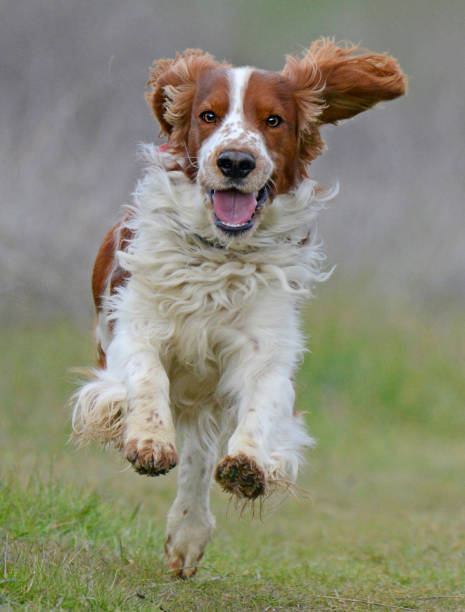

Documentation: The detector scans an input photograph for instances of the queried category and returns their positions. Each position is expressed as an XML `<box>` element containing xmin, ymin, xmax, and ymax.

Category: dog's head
<box><xmin>146</xmin><ymin>41</ymin><xmax>406</xmax><ymax>240</ymax></box>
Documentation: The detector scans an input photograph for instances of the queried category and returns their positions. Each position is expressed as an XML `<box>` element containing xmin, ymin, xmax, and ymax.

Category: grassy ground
<box><xmin>1</xmin><ymin>288</ymin><xmax>464</xmax><ymax>610</ymax></box>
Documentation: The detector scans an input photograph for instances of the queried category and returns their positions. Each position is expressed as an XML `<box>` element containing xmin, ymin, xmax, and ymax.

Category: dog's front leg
<box><xmin>215</xmin><ymin>349</ymin><xmax>312</xmax><ymax>499</ymax></box>
<box><xmin>106</xmin><ymin>327</ymin><xmax>177</xmax><ymax>476</ymax></box>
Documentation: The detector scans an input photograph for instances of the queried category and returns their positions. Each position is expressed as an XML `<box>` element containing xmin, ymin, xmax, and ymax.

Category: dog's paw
<box><xmin>214</xmin><ymin>453</ymin><xmax>266</xmax><ymax>499</ymax></box>
<box><xmin>164</xmin><ymin>512</ymin><xmax>214</xmax><ymax>579</ymax></box>
<box><xmin>165</xmin><ymin>540</ymin><xmax>203</xmax><ymax>579</ymax></box>
<box><xmin>124</xmin><ymin>437</ymin><xmax>177</xmax><ymax>476</ymax></box>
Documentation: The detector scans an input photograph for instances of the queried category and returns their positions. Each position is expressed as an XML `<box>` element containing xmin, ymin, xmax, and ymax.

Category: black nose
<box><xmin>217</xmin><ymin>150</ymin><xmax>256</xmax><ymax>179</ymax></box>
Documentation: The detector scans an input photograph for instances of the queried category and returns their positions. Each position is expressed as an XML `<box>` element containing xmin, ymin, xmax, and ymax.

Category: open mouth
<box><xmin>210</xmin><ymin>186</ymin><xmax>268</xmax><ymax>234</ymax></box>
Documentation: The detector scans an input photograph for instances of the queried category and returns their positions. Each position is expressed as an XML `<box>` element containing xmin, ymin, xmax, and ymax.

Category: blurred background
<box><xmin>1</xmin><ymin>0</ymin><xmax>464</xmax><ymax>323</ymax></box>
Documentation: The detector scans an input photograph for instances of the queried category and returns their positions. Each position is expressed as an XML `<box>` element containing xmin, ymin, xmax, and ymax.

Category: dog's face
<box><xmin>147</xmin><ymin>41</ymin><xmax>406</xmax><ymax>240</ymax></box>
<box><xmin>189</xmin><ymin>67</ymin><xmax>301</xmax><ymax>236</ymax></box>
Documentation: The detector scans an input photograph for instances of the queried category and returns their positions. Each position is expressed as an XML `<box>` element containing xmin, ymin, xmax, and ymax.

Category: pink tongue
<box><xmin>213</xmin><ymin>190</ymin><xmax>257</xmax><ymax>225</ymax></box>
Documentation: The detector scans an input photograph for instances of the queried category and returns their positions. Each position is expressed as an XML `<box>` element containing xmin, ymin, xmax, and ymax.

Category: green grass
<box><xmin>1</xmin><ymin>289</ymin><xmax>464</xmax><ymax>610</ymax></box>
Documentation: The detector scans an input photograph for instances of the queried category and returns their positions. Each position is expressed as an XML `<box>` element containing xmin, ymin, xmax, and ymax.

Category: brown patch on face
<box><xmin>243</xmin><ymin>71</ymin><xmax>300</xmax><ymax>194</ymax></box>
<box><xmin>146</xmin><ymin>49</ymin><xmax>230</xmax><ymax>175</ymax></box>
<box><xmin>185</xmin><ymin>68</ymin><xmax>230</xmax><ymax>180</ymax></box>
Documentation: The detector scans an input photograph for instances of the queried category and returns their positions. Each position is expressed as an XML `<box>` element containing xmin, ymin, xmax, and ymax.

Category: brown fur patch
<box><xmin>146</xmin><ymin>49</ymin><xmax>230</xmax><ymax>158</ymax></box>
<box><xmin>91</xmin><ymin>219</ymin><xmax>134</xmax><ymax>366</ymax></box>
<box><xmin>282</xmin><ymin>38</ymin><xmax>407</xmax><ymax>179</ymax></box>
<box><xmin>92</xmin><ymin>221</ymin><xmax>133</xmax><ymax>312</ymax></box>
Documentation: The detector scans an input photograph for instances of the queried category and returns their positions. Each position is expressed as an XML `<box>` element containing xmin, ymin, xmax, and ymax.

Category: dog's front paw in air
<box><xmin>124</xmin><ymin>437</ymin><xmax>178</xmax><ymax>476</ymax></box>
<box><xmin>215</xmin><ymin>453</ymin><xmax>266</xmax><ymax>499</ymax></box>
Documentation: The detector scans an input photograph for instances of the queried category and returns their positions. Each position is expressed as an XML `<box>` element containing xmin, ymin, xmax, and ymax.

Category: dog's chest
<box><xmin>131</xmin><ymin>249</ymin><xmax>264</xmax><ymax>360</ymax></box>
<box><xmin>145</xmin><ymin>256</ymin><xmax>268</xmax><ymax>403</ymax></box>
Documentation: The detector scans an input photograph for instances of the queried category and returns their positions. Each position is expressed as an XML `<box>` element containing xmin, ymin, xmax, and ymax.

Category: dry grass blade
<box><xmin>3</xmin><ymin>534</ymin><xmax>8</xmax><ymax>579</ymax></box>
<box><xmin>412</xmin><ymin>595</ymin><xmax>465</xmax><ymax>601</ymax></box>
<box><xmin>317</xmin><ymin>595</ymin><xmax>417</xmax><ymax>611</ymax></box>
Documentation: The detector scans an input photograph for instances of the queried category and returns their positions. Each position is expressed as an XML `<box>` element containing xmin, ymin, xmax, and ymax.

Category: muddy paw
<box><xmin>214</xmin><ymin>453</ymin><xmax>266</xmax><ymax>499</ymax></box>
<box><xmin>124</xmin><ymin>438</ymin><xmax>178</xmax><ymax>476</ymax></box>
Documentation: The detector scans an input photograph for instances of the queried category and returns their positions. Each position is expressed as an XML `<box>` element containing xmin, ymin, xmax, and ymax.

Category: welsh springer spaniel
<box><xmin>73</xmin><ymin>39</ymin><xmax>406</xmax><ymax>578</ymax></box>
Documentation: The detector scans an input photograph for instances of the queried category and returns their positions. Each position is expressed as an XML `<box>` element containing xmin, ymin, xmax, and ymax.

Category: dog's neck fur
<box><xmin>126</xmin><ymin>144</ymin><xmax>330</xmax><ymax>259</ymax></box>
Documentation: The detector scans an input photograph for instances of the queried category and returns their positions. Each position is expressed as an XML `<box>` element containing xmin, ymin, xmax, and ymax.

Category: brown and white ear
<box><xmin>146</xmin><ymin>49</ymin><xmax>220</xmax><ymax>144</ymax></box>
<box><xmin>283</xmin><ymin>38</ymin><xmax>407</xmax><ymax>125</ymax></box>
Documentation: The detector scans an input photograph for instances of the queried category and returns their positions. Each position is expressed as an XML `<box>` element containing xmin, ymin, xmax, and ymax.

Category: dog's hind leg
<box><xmin>165</xmin><ymin>415</ymin><xmax>218</xmax><ymax>578</ymax></box>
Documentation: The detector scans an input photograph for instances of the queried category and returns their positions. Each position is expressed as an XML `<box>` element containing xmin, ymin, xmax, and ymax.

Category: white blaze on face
<box><xmin>222</xmin><ymin>67</ymin><xmax>254</xmax><ymax>141</ymax></box>
<box><xmin>198</xmin><ymin>67</ymin><xmax>274</xmax><ymax>192</ymax></box>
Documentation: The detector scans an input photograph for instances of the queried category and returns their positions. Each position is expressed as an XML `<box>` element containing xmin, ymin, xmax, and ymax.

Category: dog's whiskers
<box><xmin>183</xmin><ymin>145</ymin><xmax>199</xmax><ymax>169</ymax></box>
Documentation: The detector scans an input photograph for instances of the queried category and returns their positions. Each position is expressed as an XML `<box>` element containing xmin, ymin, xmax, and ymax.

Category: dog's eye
<box><xmin>200</xmin><ymin>111</ymin><xmax>217</xmax><ymax>124</ymax></box>
<box><xmin>265</xmin><ymin>115</ymin><xmax>283</xmax><ymax>128</ymax></box>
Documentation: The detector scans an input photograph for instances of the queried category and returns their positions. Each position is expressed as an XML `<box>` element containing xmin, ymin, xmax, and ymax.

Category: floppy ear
<box><xmin>283</xmin><ymin>38</ymin><xmax>407</xmax><ymax>125</ymax></box>
<box><xmin>146</xmin><ymin>49</ymin><xmax>221</xmax><ymax>144</ymax></box>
